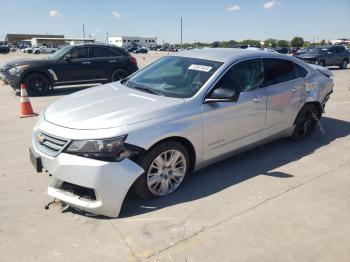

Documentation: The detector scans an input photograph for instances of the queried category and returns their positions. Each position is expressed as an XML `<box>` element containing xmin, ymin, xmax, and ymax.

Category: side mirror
<box><xmin>204</xmin><ymin>86</ymin><xmax>240</xmax><ymax>103</ymax></box>
<box><xmin>64</xmin><ymin>54</ymin><xmax>72</xmax><ymax>62</ymax></box>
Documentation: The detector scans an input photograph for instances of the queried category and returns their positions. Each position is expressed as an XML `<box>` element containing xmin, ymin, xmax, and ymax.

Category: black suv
<box><xmin>0</xmin><ymin>44</ymin><xmax>138</xmax><ymax>95</ymax></box>
<box><xmin>295</xmin><ymin>45</ymin><xmax>349</xmax><ymax>69</ymax></box>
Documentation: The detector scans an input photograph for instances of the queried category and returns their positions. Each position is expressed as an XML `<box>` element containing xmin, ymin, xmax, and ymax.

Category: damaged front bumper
<box><xmin>31</xmin><ymin>143</ymin><xmax>144</xmax><ymax>218</ymax></box>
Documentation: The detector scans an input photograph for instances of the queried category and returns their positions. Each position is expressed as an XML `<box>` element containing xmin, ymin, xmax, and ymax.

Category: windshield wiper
<box><xmin>123</xmin><ymin>80</ymin><xmax>162</xmax><ymax>96</ymax></box>
<box><xmin>133</xmin><ymin>86</ymin><xmax>160</xmax><ymax>95</ymax></box>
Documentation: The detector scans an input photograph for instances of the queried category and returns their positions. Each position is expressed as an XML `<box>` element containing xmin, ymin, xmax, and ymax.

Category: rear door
<box><xmin>335</xmin><ymin>46</ymin><xmax>346</xmax><ymax>64</ymax></box>
<box><xmin>90</xmin><ymin>46</ymin><xmax>124</xmax><ymax>81</ymax></box>
<box><xmin>262</xmin><ymin>58</ymin><xmax>306</xmax><ymax>137</ymax></box>
<box><xmin>326</xmin><ymin>46</ymin><xmax>338</xmax><ymax>65</ymax></box>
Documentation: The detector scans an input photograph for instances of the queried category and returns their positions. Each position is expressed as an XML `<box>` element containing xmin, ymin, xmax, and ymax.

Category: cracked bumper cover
<box><xmin>32</xmin><ymin>143</ymin><xmax>144</xmax><ymax>218</ymax></box>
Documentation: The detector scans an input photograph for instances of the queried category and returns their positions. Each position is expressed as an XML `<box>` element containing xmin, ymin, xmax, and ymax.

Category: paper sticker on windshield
<box><xmin>188</xmin><ymin>64</ymin><xmax>213</xmax><ymax>72</ymax></box>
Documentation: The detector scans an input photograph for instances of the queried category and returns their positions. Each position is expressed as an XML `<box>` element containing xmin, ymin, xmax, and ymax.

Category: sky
<box><xmin>0</xmin><ymin>0</ymin><xmax>349</xmax><ymax>44</ymax></box>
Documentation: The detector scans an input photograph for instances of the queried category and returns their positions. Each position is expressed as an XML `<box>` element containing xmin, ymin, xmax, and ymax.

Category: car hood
<box><xmin>3</xmin><ymin>58</ymin><xmax>51</xmax><ymax>68</ymax></box>
<box><xmin>44</xmin><ymin>82</ymin><xmax>185</xmax><ymax>130</ymax></box>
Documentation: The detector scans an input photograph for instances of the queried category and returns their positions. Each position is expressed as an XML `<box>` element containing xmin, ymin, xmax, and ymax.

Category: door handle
<box><xmin>82</xmin><ymin>61</ymin><xmax>91</xmax><ymax>65</ymax></box>
<box><xmin>108</xmin><ymin>60</ymin><xmax>117</xmax><ymax>63</ymax></box>
<box><xmin>252</xmin><ymin>96</ymin><xmax>263</xmax><ymax>103</ymax></box>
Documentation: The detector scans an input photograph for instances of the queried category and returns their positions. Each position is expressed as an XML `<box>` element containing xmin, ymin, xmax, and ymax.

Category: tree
<box><xmin>320</xmin><ymin>39</ymin><xmax>327</xmax><ymax>45</ymax></box>
<box><xmin>277</xmin><ymin>40</ymin><xmax>290</xmax><ymax>47</ymax></box>
<box><xmin>291</xmin><ymin>37</ymin><xmax>304</xmax><ymax>47</ymax></box>
<box><xmin>264</xmin><ymin>38</ymin><xmax>278</xmax><ymax>48</ymax></box>
<box><xmin>240</xmin><ymin>39</ymin><xmax>261</xmax><ymax>47</ymax></box>
<box><xmin>211</xmin><ymin>41</ymin><xmax>220</xmax><ymax>48</ymax></box>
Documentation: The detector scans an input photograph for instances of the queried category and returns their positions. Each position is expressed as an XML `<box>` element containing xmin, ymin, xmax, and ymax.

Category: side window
<box><xmin>294</xmin><ymin>64</ymin><xmax>308</xmax><ymax>78</ymax></box>
<box><xmin>69</xmin><ymin>47</ymin><xmax>88</xmax><ymax>59</ymax></box>
<box><xmin>92</xmin><ymin>47</ymin><xmax>119</xmax><ymax>58</ymax></box>
<box><xmin>216</xmin><ymin>59</ymin><xmax>264</xmax><ymax>92</ymax></box>
<box><xmin>263</xmin><ymin>58</ymin><xmax>296</xmax><ymax>86</ymax></box>
<box><xmin>328</xmin><ymin>47</ymin><xmax>336</xmax><ymax>53</ymax></box>
<box><xmin>336</xmin><ymin>46</ymin><xmax>345</xmax><ymax>53</ymax></box>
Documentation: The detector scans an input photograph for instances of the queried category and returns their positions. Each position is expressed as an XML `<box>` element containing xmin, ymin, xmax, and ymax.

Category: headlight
<box><xmin>65</xmin><ymin>136</ymin><xmax>128</xmax><ymax>160</ymax></box>
<box><xmin>8</xmin><ymin>65</ymin><xmax>28</xmax><ymax>75</ymax></box>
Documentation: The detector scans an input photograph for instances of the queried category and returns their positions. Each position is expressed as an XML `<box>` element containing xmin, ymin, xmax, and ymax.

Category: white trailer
<box><xmin>108</xmin><ymin>36</ymin><xmax>157</xmax><ymax>48</ymax></box>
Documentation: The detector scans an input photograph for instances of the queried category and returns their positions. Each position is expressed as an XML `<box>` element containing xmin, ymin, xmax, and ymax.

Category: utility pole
<box><xmin>106</xmin><ymin>32</ymin><xmax>109</xmax><ymax>43</ymax></box>
<box><xmin>180</xmin><ymin>17</ymin><xmax>183</xmax><ymax>49</ymax></box>
<box><xmin>82</xmin><ymin>24</ymin><xmax>86</xmax><ymax>39</ymax></box>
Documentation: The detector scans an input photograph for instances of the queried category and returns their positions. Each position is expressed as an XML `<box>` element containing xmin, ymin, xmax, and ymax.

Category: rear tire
<box><xmin>339</xmin><ymin>60</ymin><xmax>348</xmax><ymax>69</ymax></box>
<box><xmin>133</xmin><ymin>141</ymin><xmax>190</xmax><ymax>199</ymax></box>
<box><xmin>291</xmin><ymin>104</ymin><xmax>318</xmax><ymax>141</ymax></box>
<box><xmin>23</xmin><ymin>73</ymin><xmax>50</xmax><ymax>96</ymax></box>
<box><xmin>111</xmin><ymin>68</ymin><xmax>129</xmax><ymax>82</ymax></box>
<box><xmin>317</xmin><ymin>60</ymin><xmax>325</xmax><ymax>67</ymax></box>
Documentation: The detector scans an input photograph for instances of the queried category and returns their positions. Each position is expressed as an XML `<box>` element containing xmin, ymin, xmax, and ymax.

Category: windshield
<box><xmin>306</xmin><ymin>47</ymin><xmax>327</xmax><ymax>55</ymax></box>
<box><xmin>48</xmin><ymin>45</ymin><xmax>73</xmax><ymax>59</ymax></box>
<box><xmin>123</xmin><ymin>56</ymin><xmax>223</xmax><ymax>98</ymax></box>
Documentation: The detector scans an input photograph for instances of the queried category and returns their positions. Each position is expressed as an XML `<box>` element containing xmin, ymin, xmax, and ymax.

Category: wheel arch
<box><xmin>20</xmin><ymin>69</ymin><xmax>53</xmax><ymax>87</ymax></box>
<box><xmin>145</xmin><ymin>136</ymin><xmax>197</xmax><ymax>173</ymax></box>
<box><xmin>294</xmin><ymin>101</ymin><xmax>322</xmax><ymax>125</ymax></box>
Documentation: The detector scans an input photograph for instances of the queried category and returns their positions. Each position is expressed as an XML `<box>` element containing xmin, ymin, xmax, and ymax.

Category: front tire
<box><xmin>133</xmin><ymin>141</ymin><xmax>190</xmax><ymax>199</ymax></box>
<box><xmin>291</xmin><ymin>104</ymin><xmax>318</xmax><ymax>141</ymax></box>
<box><xmin>23</xmin><ymin>73</ymin><xmax>50</xmax><ymax>96</ymax></box>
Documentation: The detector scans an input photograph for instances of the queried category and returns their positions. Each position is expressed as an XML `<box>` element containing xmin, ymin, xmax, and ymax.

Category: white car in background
<box><xmin>33</xmin><ymin>46</ymin><xmax>59</xmax><ymax>54</ymax></box>
<box><xmin>22</xmin><ymin>46</ymin><xmax>36</xmax><ymax>53</ymax></box>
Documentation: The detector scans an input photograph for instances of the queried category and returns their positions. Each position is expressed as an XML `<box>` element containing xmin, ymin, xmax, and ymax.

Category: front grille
<box><xmin>35</xmin><ymin>131</ymin><xmax>70</xmax><ymax>157</ymax></box>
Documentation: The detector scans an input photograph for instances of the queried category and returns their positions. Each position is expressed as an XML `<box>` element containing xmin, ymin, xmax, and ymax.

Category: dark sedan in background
<box><xmin>0</xmin><ymin>44</ymin><xmax>138</xmax><ymax>96</ymax></box>
<box><xmin>294</xmin><ymin>45</ymin><xmax>349</xmax><ymax>69</ymax></box>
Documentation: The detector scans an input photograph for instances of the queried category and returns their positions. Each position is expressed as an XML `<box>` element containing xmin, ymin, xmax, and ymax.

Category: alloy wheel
<box><xmin>146</xmin><ymin>149</ymin><xmax>187</xmax><ymax>196</ymax></box>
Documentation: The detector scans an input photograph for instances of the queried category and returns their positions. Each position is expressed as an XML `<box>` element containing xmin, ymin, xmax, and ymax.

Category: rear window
<box><xmin>92</xmin><ymin>47</ymin><xmax>119</xmax><ymax>57</ymax></box>
<box><xmin>263</xmin><ymin>58</ymin><xmax>296</xmax><ymax>86</ymax></box>
<box><xmin>294</xmin><ymin>64</ymin><xmax>308</xmax><ymax>78</ymax></box>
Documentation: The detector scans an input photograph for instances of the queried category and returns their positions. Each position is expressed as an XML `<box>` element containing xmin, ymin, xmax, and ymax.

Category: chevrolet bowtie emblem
<box><xmin>37</xmin><ymin>133</ymin><xmax>45</xmax><ymax>143</ymax></box>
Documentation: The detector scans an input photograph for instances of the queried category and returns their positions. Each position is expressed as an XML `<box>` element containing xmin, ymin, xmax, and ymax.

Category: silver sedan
<box><xmin>31</xmin><ymin>48</ymin><xmax>333</xmax><ymax>217</ymax></box>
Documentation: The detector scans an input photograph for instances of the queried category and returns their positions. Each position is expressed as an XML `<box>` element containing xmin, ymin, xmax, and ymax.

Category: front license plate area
<box><xmin>29</xmin><ymin>147</ymin><xmax>43</xmax><ymax>173</ymax></box>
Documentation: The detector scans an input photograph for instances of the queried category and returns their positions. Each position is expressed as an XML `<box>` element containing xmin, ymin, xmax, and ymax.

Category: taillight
<box><xmin>130</xmin><ymin>57</ymin><xmax>137</xmax><ymax>65</ymax></box>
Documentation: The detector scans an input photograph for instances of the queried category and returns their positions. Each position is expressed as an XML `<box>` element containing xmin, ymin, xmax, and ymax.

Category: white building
<box><xmin>330</xmin><ymin>39</ymin><xmax>350</xmax><ymax>45</ymax></box>
<box><xmin>108</xmin><ymin>36</ymin><xmax>157</xmax><ymax>48</ymax></box>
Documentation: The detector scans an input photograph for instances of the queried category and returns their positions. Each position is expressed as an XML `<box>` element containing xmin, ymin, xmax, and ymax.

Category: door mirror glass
<box><xmin>64</xmin><ymin>54</ymin><xmax>72</xmax><ymax>61</ymax></box>
<box><xmin>205</xmin><ymin>86</ymin><xmax>240</xmax><ymax>103</ymax></box>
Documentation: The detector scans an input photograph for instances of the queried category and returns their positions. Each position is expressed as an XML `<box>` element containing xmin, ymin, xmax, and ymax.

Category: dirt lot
<box><xmin>0</xmin><ymin>52</ymin><xmax>349</xmax><ymax>262</ymax></box>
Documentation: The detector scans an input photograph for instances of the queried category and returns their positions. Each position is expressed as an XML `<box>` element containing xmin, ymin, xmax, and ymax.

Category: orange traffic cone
<box><xmin>19</xmin><ymin>83</ymin><xmax>38</xmax><ymax>118</ymax></box>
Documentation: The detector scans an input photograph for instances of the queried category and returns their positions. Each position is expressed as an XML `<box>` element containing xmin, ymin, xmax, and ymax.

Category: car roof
<box><xmin>172</xmin><ymin>48</ymin><xmax>289</xmax><ymax>63</ymax></box>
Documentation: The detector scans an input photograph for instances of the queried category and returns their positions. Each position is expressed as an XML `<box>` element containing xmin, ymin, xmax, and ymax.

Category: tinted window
<box><xmin>294</xmin><ymin>64</ymin><xmax>308</xmax><ymax>78</ymax></box>
<box><xmin>70</xmin><ymin>47</ymin><xmax>88</xmax><ymax>59</ymax></box>
<box><xmin>92</xmin><ymin>47</ymin><xmax>118</xmax><ymax>57</ymax></box>
<box><xmin>216</xmin><ymin>59</ymin><xmax>264</xmax><ymax>92</ymax></box>
<box><xmin>263</xmin><ymin>58</ymin><xmax>296</xmax><ymax>86</ymax></box>
<box><xmin>336</xmin><ymin>46</ymin><xmax>345</xmax><ymax>53</ymax></box>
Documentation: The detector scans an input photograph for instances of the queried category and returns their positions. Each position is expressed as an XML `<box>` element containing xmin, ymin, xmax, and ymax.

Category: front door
<box><xmin>202</xmin><ymin>59</ymin><xmax>267</xmax><ymax>161</ymax></box>
<box><xmin>53</xmin><ymin>46</ymin><xmax>96</xmax><ymax>84</ymax></box>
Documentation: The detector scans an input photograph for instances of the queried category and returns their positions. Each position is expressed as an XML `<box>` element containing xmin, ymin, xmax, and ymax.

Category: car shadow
<box><xmin>60</xmin><ymin>117</ymin><xmax>350</xmax><ymax>219</ymax></box>
<box><xmin>328</xmin><ymin>66</ymin><xmax>349</xmax><ymax>71</ymax></box>
<box><xmin>15</xmin><ymin>85</ymin><xmax>98</xmax><ymax>97</ymax></box>
<box><xmin>119</xmin><ymin>116</ymin><xmax>350</xmax><ymax>218</ymax></box>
